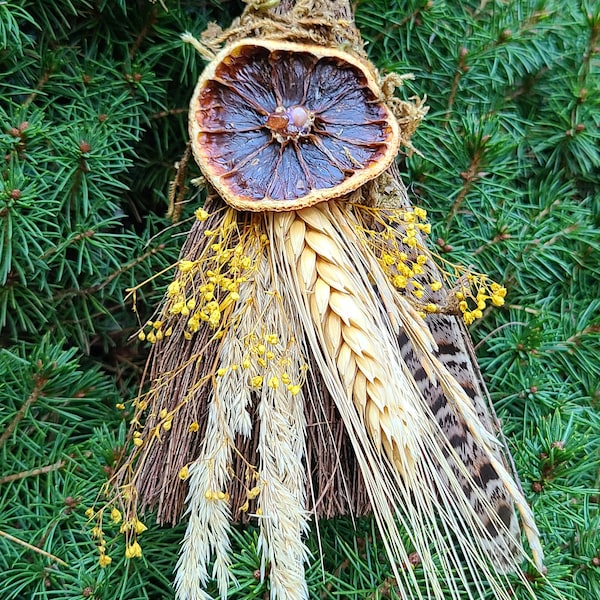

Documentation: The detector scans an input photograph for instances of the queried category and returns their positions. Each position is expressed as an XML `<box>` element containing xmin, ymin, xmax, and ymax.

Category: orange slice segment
<box><xmin>189</xmin><ymin>39</ymin><xmax>400</xmax><ymax>212</ymax></box>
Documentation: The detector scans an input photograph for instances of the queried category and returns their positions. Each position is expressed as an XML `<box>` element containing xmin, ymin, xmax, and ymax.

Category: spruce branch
<box><xmin>0</xmin><ymin>529</ymin><xmax>67</xmax><ymax>567</ymax></box>
<box><xmin>0</xmin><ymin>372</ymin><xmax>47</xmax><ymax>450</ymax></box>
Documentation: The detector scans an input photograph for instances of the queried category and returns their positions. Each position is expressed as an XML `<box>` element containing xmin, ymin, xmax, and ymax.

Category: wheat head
<box><xmin>271</xmin><ymin>201</ymin><xmax>542</xmax><ymax>600</ymax></box>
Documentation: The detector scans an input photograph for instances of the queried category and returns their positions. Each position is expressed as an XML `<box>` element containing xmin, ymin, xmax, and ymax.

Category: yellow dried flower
<box><xmin>179</xmin><ymin>466</ymin><xmax>189</xmax><ymax>480</ymax></box>
<box><xmin>491</xmin><ymin>294</ymin><xmax>505</xmax><ymax>307</ymax></box>
<box><xmin>167</xmin><ymin>280</ymin><xmax>181</xmax><ymax>296</ymax></box>
<box><xmin>110</xmin><ymin>508</ymin><xmax>122</xmax><ymax>524</ymax></box>
<box><xmin>134</xmin><ymin>519</ymin><xmax>147</xmax><ymax>534</ymax></box>
<box><xmin>195</xmin><ymin>207</ymin><xmax>209</xmax><ymax>221</ymax></box>
<box><xmin>125</xmin><ymin>541</ymin><xmax>142</xmax><ymax>559</ymax></box>
<box><xmin>188</xmin><ymin>422</ymin><xmax>199</xmax><ymax>432</ymax></box>
<box><xmin>247</xmin><ymin>485</ymin><xmax>261</xmax><ymax>499</ymax></box>
<box><xmin>382</xmin><ymin>252</ymin><xmax>395</xmax><ymax>265</ymax></box>
<box><xmin>98</xmin><ymin>553</ymin><xmax>112</xmax><ymax>567</ymax></box>
<box><xmin>178</xmin><ymin>260</ymin><xmax>195</xmax><ymax>272</ymax></box>
<box><xmin>90</xmin><ymin>525</ymin><xmax>103</xmax><ymax>538</ymax></box>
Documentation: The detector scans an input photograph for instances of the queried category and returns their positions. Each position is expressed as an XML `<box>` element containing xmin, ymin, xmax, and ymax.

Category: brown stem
<box><xmin>0</xmin><ymin>529</ymin><xmax>67</xmax><ymax>566</ymax></box>
<box><xmin>0</xmin><ymin>460</ymin><xmax>66</xmax><ymax>485</ymax></box>
<box><xmin>0</xmin><ymin>374</ymin><xmax>48</xmax><ymax>449</ymax></box>
<box><xmin>22</xmin><ymin>70</ymin><xmax>52</xmax><ymax>107</ymax></box>
<box><xmin>40</xmin><ymin>230</ymin><xmax>95</xmax><ymax>260</ymax></box>
<box><xmin>366</xmin><ymin>5</ymin><xmax>428</xmax><ymax>45</ymax></box>
<box><xmin>151</xmin><ymin>107</ymin><xmax>188</xmax><ymax>120</ymax></box>
<box><xmin>130</xmin><ymin>7</ymin><xmax>158</xmax><ymax>60</ymax></box>
<box><xmin>167</xmin><ymin>144</ymin><xmax>192</xmax><ymax>223</ymax></box>
<box><xmin>445</xmin><ymin>148</ymin><xmax>483</xmax><ymax>227</ymax></box>
<box><xmin>53</xmin><ymin>243</ymin><xmax>166</xmax><ymax>300</ymax></box>
<box><xmin>445</xmin><ymin>47</ymin><xmax>469</xmax><ymax>124</ymax></box>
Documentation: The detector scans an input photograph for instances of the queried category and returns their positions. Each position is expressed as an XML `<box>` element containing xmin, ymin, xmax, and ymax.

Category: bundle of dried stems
<box><xmin>103</xmin><ymin>1</ymin><xmax>550</xmax><ymax>599</ymax></box>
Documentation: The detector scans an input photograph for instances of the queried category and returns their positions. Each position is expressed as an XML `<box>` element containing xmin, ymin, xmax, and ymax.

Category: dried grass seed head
<box><xmin>189</xmin><ymin>39</ymin><xmax>400</xmax><ymax>212</ymax></box>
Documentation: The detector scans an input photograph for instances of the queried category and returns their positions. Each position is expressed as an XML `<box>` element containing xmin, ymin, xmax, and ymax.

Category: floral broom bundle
<box><xmin>102</xmin><ymin>1</ymin><xmax>548</xmax><ymax>598</ymax></box>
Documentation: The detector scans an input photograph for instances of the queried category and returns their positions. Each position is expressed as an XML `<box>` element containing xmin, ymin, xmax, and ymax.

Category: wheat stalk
<box><xmin>271</xmin><ymin>202</ymin><xmax>540</xmax><ymax>600</ymax></box>
<box><xmin>250</xmin><ymin>236</ymin><xmax>310</xmax><ymax>600</ymax></box>
<box><xmin>175</xmin><ymin>243</ymin><xmax>264</xmax><ymax>600</ymax></box>
<box><xmin>176</xmin><ymin>221</ymin><xmax>311</xmax><ymax>600</ymax></box>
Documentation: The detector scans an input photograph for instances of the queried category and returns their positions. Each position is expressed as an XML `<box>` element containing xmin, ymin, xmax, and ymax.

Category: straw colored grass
<box><xmin>270</xmin><ymin>200</ymin><xmax>544</xmax><ymax>600</ymax></box>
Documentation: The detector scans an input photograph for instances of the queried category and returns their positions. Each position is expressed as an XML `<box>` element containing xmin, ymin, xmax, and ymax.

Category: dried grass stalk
<box><xmin>270</xmin><ymin>201</ymin><xmax>543</xmax><ymax>600</ymax></box>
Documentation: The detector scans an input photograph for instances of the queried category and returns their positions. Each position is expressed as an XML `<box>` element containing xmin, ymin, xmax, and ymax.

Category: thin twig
<box><xmin>0</xmin><ymin>460</ymin><xmax>66</xmax><ymax>485</ymax></box>
<box><xmin>0</xmin><ymin>375</ymin><xmax>47</xmax><ymax>449</ymax></box>
<box><xmin>473</xmin><ymin>321</ymin><xmax>528</xmax><ymax>351</ymax></box>
<box><xmin>0</xmin><ymin>529</ymin><xmax>68</xmax><ymax>566</ymax></box>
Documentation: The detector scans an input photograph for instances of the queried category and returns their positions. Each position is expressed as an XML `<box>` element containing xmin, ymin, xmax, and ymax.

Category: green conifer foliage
<box><xmin>0</xmin><ymin>1</ymin><xmax>598</xmax><ymax>599</ymax></box>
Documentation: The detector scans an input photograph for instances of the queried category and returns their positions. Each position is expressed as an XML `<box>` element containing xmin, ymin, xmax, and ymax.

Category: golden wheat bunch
<box><xmin>269</xmin><ymin>201</ymin><xmax>543</xmax><ymax>600</ymax></box>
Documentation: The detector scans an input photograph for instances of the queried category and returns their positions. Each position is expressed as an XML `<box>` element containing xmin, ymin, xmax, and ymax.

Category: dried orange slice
<box><xmin>189</xmin><ymin>39</ymin><xmax>400</xmax><ymax>212</ymax></box>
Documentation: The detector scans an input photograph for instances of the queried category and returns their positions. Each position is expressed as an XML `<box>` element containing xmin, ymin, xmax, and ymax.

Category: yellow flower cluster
<box><xmin>239</xmin><ymin>483</ymin><xmax>262</xmax><ymax>513</ymax></box>
<box><xmin>204</xmin><ymin>489</ymin><xmax>230</xmax><ymax>501</ymax></box>
<box><xmin>359</xmin><ymin>204</ymin><xmax>507</xmax><ymax>325</ymax></box>
<box><xmin>86</xmin><ymin>508</ymin><xmax>112</xmax><ymax>568</ymax></box>
<box><xmin>364</xmin><ymin>207</ymin><xmax>442</xmax><ymax>305</ymax></box>
<box><xmin>219</xmin><ymin>331</ymin><xmax>305</xmax><ymax>397</ymax></box>
<box><xmin>456</xmin><ymin>279</ymin><xmax>507</xmax><ymax>325</ymax></box>
<box><xmin>137</xmin><ymin>211</ymin><xmax>256</xmax><ymax>344</ymax></box>
<box><xmin>86</xmin><ymin>505</ymin><xmax>148</xmax><ymax>567</ymax></box>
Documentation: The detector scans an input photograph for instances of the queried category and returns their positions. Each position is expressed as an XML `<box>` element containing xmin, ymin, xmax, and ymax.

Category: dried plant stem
<box><xmin>175</xmin><ymin>233</ymin><xmax>266</xmax><ymax>600</ymax></box>
<box><xmin>0</xmin><ymin>529</ymin><xmax>67</xmax><ymax>566</ymax></box>
<box><xmin>176</xmin><ymin>221</ymin><xmax>311</xmax><ymax>600</ymax></box>
<box><xmin>271</xmin><ymin>202</ymin><xmax>539</xmax><ymax>600</ymax></box>
<box><xmin>253</xmin><ymin>252</ymin><xmax>309</xmax><ymax>600</ymax></box>
<box><xmin>0</xmin><ymin>460</ymin><xmax>65</xmax><ymax>485</ymax></box>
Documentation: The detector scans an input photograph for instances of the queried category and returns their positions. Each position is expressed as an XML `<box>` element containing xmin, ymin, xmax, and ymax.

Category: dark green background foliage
<box><xmin>0</xmin><ymin>0</ymin><xmax>598</xmax><ymax>598</ymax></box>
